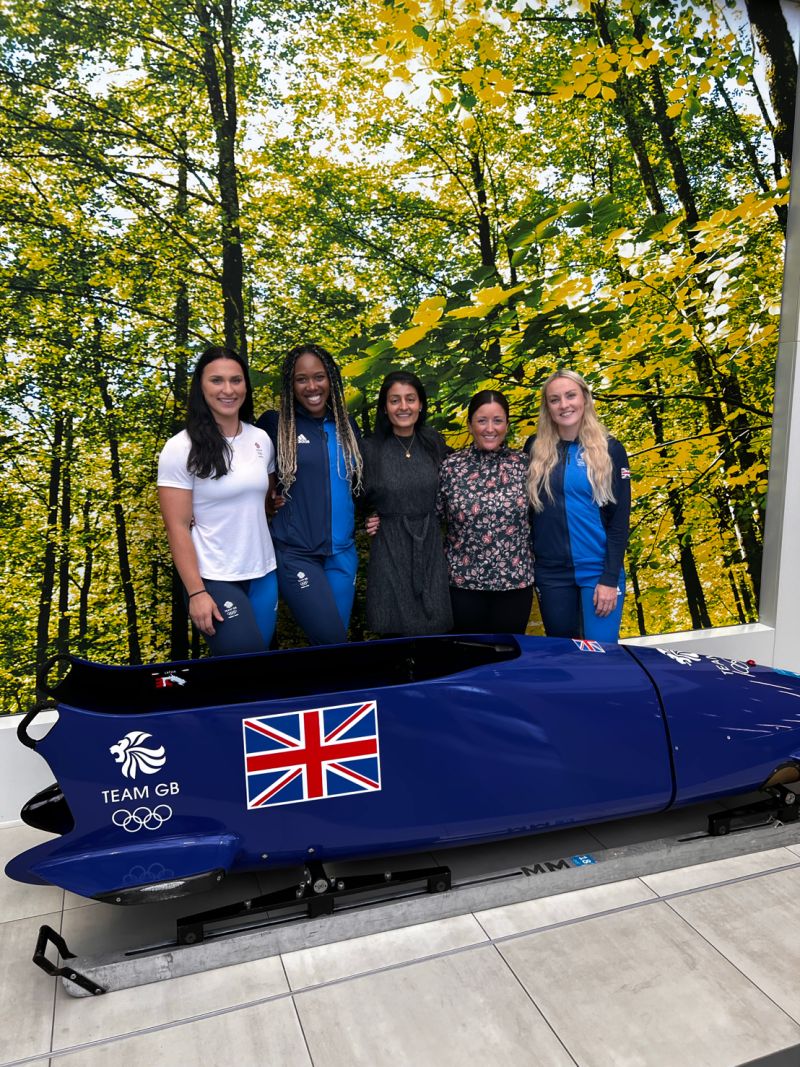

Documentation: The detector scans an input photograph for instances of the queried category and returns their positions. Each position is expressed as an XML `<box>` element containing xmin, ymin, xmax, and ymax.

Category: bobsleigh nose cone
<box><xmin>761</xmin><ymin>760</ymin><xmax>800</xmax><ymax>790</ymax></box>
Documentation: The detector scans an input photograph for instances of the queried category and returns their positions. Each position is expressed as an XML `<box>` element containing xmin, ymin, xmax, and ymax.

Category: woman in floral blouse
<box><xmin>437</xmin><ymin>390</ymin><xmax>534</xmax><ymax>634</ymax></box>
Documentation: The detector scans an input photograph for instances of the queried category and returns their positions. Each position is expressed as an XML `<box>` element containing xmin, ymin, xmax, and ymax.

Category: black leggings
<box><xmin>449</xmin><ymin>586</ymin><xmax>534</xmax><ymax>635</ymax></box>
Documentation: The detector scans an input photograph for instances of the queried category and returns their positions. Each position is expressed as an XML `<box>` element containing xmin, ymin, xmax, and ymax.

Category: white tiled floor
<box><xmin>3</xmin><ymin>818</ymin><xmax>800</xmax><ymax>1067</ymax></box>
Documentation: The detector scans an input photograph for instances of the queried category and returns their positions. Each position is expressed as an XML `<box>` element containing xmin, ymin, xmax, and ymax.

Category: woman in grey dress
<box><xmin>362</xmin><ymin>371</ymin><xmax>453</xmax><ymax>636</ymax></box>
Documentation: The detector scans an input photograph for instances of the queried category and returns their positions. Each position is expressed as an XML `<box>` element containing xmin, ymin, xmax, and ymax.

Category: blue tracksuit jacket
<box><xmin>524</xmin><ymin>436</ymin><xmax>631</xmax><ymax>587</ymax></box>
<box><xmin>256</xmin><ymin>407</ymin><xmax>358</xmax><ymax>555</ymax></box>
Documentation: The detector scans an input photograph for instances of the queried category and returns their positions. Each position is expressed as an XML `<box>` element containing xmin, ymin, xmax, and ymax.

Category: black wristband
<box><xmin>187</xmin><ymin>589</ymin><xmax>207</xmax><ymax>599</ymax></box>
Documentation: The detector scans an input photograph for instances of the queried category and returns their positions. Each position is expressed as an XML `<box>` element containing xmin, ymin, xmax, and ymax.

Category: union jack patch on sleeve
<box><xmin>620</xmin><ymin>467</ymin><xmax>630</xmax><ymax>479</ymax></box>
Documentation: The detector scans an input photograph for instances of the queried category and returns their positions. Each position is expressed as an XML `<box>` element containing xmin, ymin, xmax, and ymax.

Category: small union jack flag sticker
<box><xmin>573</xmin><ymin>639</ymin><xmax>605</xmax><ymax>653</ymax></box>
<box><xmin>242</xmin><ymin>701</ymin><xmax>381</xmax><ymax>809</ymax></box>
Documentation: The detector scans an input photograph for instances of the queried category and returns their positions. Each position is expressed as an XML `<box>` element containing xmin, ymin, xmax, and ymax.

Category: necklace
<box><xmin>393</xmin><ymin>432</ymin><xmax>416</xmax><ymax>459</ymax></box>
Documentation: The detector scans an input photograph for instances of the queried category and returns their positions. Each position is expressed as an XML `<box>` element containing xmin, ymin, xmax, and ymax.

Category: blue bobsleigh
<box><xmin>7</xmin><ymin>635</ymin><xmax>800</xmax><ymax>904</ymax></box>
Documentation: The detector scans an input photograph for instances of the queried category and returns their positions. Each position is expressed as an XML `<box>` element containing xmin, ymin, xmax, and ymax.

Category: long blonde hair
<box><xmin>527</xmin><ymin>370</ymin><xmax>614</xmax><ymax>512</ymax></box>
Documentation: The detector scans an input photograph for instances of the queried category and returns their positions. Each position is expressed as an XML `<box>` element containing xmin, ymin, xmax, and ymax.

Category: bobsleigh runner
<box><xmin>8</xmin><ymin>634</ymin><xmax>800</xmax><ymax>995</ymax></box>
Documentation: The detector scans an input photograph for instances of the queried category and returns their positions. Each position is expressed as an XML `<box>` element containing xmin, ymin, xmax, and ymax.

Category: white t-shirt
<box><xmin>157</xmin><ymin>423</ymin><xmax>277</xmax><ymax>581</ymax></box>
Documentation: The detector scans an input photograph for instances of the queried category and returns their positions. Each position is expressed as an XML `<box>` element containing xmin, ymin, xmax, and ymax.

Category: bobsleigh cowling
<box><xmin>7</xmin><ymin>634</ymin><xmax>800</xmax><ymax>905</ymax></box>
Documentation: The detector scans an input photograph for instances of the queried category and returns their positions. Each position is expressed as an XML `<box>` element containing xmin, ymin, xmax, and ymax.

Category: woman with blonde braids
<box><xmin>525</xmin><ymin>370</ymin><xmax>630</xmax><ymax>642</ymax></box>
<box><xmin>257</xmin><ymin>343</ymin><xmax>363</xmax><ymax>645</ymax></box>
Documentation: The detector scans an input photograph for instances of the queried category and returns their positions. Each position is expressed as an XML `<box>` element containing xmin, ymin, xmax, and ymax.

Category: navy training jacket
<box><xmin>257</xmin><ymin>407</ymin><xmax>360</xmax><ymax>556</ymax></box>
<box><xmin>524</xmin><ymin>435</ymin><xmax>631</xmax><ymax>587</ymax></box>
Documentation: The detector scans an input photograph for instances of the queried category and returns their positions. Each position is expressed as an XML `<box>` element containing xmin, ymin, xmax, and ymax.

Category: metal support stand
<box><xmin>176</xmin><ymin>861</ymin><xmax>452</xmax><ymax>946</ymax></box>
<box><xmin>708</xmin><ymin>783</ymin><xmax>799</xmax><ymax>836</ymax></box>
<box><xmin>33</xmin><ymin>925</ymin><xmax>106</xmax><ymax>996</ymax></box>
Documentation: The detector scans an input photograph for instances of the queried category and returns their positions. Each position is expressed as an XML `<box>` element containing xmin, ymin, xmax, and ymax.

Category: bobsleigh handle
<box><xmin>17</xmin><ymin>703</ymin><xmax>48</xmax><ymax>750</ymax></box>
<box><xmin>17</xmin><ymin>654</ymin><xmax>70</xmax><ymax>750</ymax></box>
<box><xmin>36</xmin><ymin>653</ymin><xmax>71</xmax><ymax>699</ymax></box>
<box><xmin>17</xmin><ymin>705</ymin><xmax>47</xmax><ymax>750</ymax></box>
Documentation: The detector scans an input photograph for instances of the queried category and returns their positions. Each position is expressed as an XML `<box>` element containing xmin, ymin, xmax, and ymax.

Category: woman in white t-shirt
<box><xmin>157</xmin><ymin>346</ymin><xmax>278</xmax><ymax>656</ymax></box>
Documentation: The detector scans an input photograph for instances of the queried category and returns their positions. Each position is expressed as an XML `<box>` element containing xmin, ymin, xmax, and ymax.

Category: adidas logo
<box><xmin>297</xmin><ymin>433</ymin><xmax>310</xmax><ymax>445</ymax></box>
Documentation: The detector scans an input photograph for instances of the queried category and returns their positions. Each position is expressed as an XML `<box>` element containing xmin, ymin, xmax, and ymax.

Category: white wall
<box><xmin>0</xmin><ymin>713</ymin><xmax>58</xmax><ymax>827</ymax></box>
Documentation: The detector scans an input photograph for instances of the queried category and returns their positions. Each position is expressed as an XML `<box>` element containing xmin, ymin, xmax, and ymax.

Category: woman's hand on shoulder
<box><xmin>189</xmin><ymin>591</ymin><xmax>224</xmax><ymax>636</ymax></box>
<box><xmin>365</xmin><ymin>513</ymin><xmax>380</xmax><ymax>537</ymax></box>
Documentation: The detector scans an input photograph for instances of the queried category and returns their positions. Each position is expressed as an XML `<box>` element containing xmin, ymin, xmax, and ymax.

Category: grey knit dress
<box><xmin>362</xmin><ymin>431</ymin><xmax>453</xmax><ymax>636</ymax></box>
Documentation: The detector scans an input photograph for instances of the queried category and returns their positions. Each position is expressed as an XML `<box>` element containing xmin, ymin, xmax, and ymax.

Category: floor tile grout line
<box><xmin>48</xmin><ymin>891</ymin><xmax>66</xmax><ymax>1057</ymax></box>
<box><xmin>2</xmin><ymin>943</ymin><xmax>501</xmax><ymax>1067</ymax></box>
<box><xmin>5</xmin><ymin>858</ymin><xmax>800</xmax><ymax>1066</ymax></box>
<box><xmin>491</xmin><ymin>940</ymin><xmax>581</xmax><ymax>1067</ymax></box>
<box><xmin>280</xmin><ymin>954</ymin><xmax>315</xmax><ymax>1067</ymax></box>
<box><xmin>483</xmin><ymin>857</ymin><xmax>800</xmax><ymax>947</ymax></box>
<box><xmin>0</xmin><ymin>906</ymin><xmax>64</xmax><ymax>929</ymax></box>
<box><xmin>288</xmin><ymin>994</ymin><xmax>315</xmax><ymax>1067</ymax></box>
<box><xmin>662</xmin><ymin>898</ymin><xmax>800</xmax><ymax>1034</ymax></box>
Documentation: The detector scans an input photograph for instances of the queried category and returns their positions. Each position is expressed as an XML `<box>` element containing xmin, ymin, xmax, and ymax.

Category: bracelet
<box><xmin>187</xmin><ymin>589</ymin><xmax>207</xmax><ymax>599</ymax></box>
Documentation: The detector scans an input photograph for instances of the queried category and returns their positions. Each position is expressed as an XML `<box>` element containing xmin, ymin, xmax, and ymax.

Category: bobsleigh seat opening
<box><xmin>49</xmin><ymin>635</ymin><xmax>521</xmax><ymax>715</ymax></box>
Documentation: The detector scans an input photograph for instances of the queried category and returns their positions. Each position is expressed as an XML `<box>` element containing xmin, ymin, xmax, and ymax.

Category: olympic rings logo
<box><xmin>112</xmin><ymin>805</ymin><xmax>173</xmax><ymax>833</ymax></box>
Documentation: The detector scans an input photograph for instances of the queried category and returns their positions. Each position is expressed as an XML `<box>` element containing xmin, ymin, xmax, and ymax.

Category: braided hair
<box><xmin>276</xmin><ymin>343</ymin><xmax>363</xmax><ymax>495</ymax></box>
<box><xmin>186</xmin><ymin>346</ymin><xmax>254</xmax><ymax>479</ymax></box>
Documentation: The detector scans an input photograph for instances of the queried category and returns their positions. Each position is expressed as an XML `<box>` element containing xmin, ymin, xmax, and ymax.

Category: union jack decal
<box><xmin>573</xmin><ymin>639</ymin><xmax>605</xmax><ymax>653</ymax></box>
<box><xmin>242</xmin><ymin>701</ymin><xmax>381</xmax><ymax>809</ymax></box>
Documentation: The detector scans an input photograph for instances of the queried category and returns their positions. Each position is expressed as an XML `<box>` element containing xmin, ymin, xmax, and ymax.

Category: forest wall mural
<box><xmin>0</xmin><ymin>0</ymin><xmax>795</xmax><ymax>711</ymax></box>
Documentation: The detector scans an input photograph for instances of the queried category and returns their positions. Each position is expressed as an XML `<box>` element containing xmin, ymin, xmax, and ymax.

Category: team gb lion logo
<box><xmin>109</xmin><ymin>731</ymin><xmax>167</xmax><ymax>779</ymax></box>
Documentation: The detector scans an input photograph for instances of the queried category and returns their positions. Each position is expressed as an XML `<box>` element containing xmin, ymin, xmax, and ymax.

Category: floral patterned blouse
<box><xmin>437</xmin><ymin>444</ymin><xmax>534</xmax><ymax>591</ymax></box>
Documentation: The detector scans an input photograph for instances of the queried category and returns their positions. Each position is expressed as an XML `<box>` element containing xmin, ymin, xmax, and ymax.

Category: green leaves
<box><xmin>0</xmin><ymin>0</ymin><xmax>788</xmax><ymax>706</ymax></box>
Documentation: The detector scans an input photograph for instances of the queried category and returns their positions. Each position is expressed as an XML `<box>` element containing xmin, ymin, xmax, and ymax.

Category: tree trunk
<box><xmin>642</xmin><ymin>379</ymin><xmax>712</xmax><ymax>629</ymax></box>
<box><xmin>468</xmin><ymin>148</ymin><xmax>499</xmax><ymax>272</ymax></box>
<box><xmin>78</xmin><ymin>490</ymin><xmax>93</xmax><ymax>655</ymax></box>
<box><xmin>36</xmin><ymin>413</ymin><xmax>63</xmax><ymax>666</ymax></box>
<box><xmin>633</xmin><ymin>22</ymin><xmax>699</xmax><ymax>229</ymax></box>
<box><xmin>195</xmin><ymin>0</ymin><xmax>246</xmax><ymax>360</ymax></box>
<box><xmin>745</xmin><ymin>0</ymin><xmax>797</xmax><ymax>165</ymax></box>
<box><xmin>590</xmin><ymin>1</ymin><xmax>666</xmax><ymax>215</ymax></box>
<box><xmin>602</xmin><ymin>5</ymin><xmax>766</xmax><ymax>597</ymax></box>
<box><xmin>627</xmin><ymin>555</ymin><xmax>647</xmax><ymax>636</ymax></box>
<box><xmin>97</xmin><ymin>373</ymin><xmax>142</xmax><ymax>664</ymax></box>
<box><xmin>56</xmin><ymin>415</ymin><xmax>72</xmax><ymax>658</ymax></box>
<box><xmin>170</xmin><ymin>143</ymin><xmax>191</xmax><ymax>660</ymax></box>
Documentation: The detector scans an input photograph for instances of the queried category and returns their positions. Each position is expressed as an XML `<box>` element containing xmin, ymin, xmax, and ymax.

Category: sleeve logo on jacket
<box><xmin>620</xmin><ymin>467</ymin><xmax>630</xmax><ymax>479</ymax></box>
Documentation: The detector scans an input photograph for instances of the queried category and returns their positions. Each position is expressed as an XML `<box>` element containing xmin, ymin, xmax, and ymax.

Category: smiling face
<box><xmin>293</xmin><ymin>353</ymin><xmax>331</xmax><ymax>417</ymax></box>
<box><xmin>385</xmin><ymin>382</ymin><xmax>422</xmax><ymax>435</ymax></box>
<box><xmin>545</xmin><ymin>376</ymin><xmax>586</xmax><ymax>440</ymax></box>
<box><xmin>469</xmin><ymin>401</ymin><xmax>508</xmax><ymax>451</ymax></box>
<box><xmin>200</xmin><ymin>358</ymin><xmax>247</xmax><ymax>427</ymax></box>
